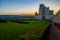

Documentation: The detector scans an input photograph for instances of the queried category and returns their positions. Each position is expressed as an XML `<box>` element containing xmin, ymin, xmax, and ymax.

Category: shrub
<box><xmin>0</xmin><ymin>20</ymin><xmax>7</xmax><ymax>23</ymax></box>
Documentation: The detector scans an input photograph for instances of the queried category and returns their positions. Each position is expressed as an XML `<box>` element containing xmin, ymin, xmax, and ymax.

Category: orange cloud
<box><xmin>0</xmin><ymin>10</ymin><xmax>58</xmax><ymax>15</ymax></box>
<box><xmin>0</xmin><ymin>11</ymin><xmax>35</xmax><ymax>15</ymax></box>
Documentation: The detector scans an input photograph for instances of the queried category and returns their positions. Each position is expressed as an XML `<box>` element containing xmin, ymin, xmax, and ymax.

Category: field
<box><xmin>0</xmin><ymin>20</ymin><xmax>49</xmax><ymax>40</ymax></box>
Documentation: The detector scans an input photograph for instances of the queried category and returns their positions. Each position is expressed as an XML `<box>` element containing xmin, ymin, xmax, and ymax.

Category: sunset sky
<box><xmin>0</xmin><ymin>0</ymin><xmax>60</xmax><ymax>15</ymax></box>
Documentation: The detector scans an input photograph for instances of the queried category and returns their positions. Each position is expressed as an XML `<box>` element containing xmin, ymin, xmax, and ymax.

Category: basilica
<box><xmin>35</xmin><ymin>4</ymin><xmax>54</xmax><ymax>20</ymax></box>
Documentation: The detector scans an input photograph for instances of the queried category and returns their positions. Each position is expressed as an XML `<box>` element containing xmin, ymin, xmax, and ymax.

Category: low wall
<box><xmin>40</xmin><ymin>24</ymin><xmax>51</xmax><ymax>40</ymax></box>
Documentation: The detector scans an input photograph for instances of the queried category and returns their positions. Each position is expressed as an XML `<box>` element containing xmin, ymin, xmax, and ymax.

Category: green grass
<box><xmin>0</xmin><ymin>20</ymin><xmax>49</xmax><ymax>40</ymax></box>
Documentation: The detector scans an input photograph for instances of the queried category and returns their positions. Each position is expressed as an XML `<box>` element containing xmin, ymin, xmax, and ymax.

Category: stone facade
<box><xmin>35</xmin><ymin>4</ymin><xmax>54</xmax><ymax>20</ymax></box>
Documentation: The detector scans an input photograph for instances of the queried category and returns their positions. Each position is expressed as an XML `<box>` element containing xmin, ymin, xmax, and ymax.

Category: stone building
<box><xmin>53</xmin><ymin>10</ymin><xmax>60</xmax><ymax>23</ymax></box>
<box><xmin>35</xmin><ymin>4</ymin><xmax>54</xmax><ymax>20</ymax></box>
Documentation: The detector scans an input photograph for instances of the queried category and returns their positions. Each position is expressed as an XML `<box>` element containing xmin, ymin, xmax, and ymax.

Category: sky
<box><xmin>0</xmin><ymin>0</ymin><xmax>60</xmax><ymax>15</ymax></box>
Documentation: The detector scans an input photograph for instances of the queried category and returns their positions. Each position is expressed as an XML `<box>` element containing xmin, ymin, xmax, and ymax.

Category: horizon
<box><xmin>0</xmin><ymin>0</ymin><xmax>60</xmax><ymax>15</ymax></box>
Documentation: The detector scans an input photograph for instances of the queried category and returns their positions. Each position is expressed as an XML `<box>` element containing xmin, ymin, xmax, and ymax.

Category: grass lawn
<box><xmin>0</xmin><ymin>20</ymin><xmax>49</xmax><ymax>40</ymax></box>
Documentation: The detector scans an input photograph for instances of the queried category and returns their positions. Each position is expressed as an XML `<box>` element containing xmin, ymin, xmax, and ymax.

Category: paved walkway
<box><xmin>49</xmin><ymin>23</ymin><xmax>60</xmax><ymax>40</ymax></box>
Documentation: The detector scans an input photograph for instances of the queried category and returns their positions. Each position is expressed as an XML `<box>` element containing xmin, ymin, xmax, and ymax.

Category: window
<box><xmin>42</xmin><ymin>11</ymin><xmax>45</xmax><ymax>13</ymax></box>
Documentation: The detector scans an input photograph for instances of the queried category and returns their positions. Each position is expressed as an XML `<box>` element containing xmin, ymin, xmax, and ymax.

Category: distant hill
<box><xmin>0</xmin><ymin>15</ymin><xmax>34</xmax><ymax>19</ymax></box>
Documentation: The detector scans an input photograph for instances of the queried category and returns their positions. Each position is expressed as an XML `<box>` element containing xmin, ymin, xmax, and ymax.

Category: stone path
<box><xmin>49</xmin><ymin>23</ymin><xmax>60</xmax><ymax>40</ymax></box>
<box><xmin>41</xmin><ymin>22</ymin><xmax>60</xmax><ymax>40</ymax></box>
